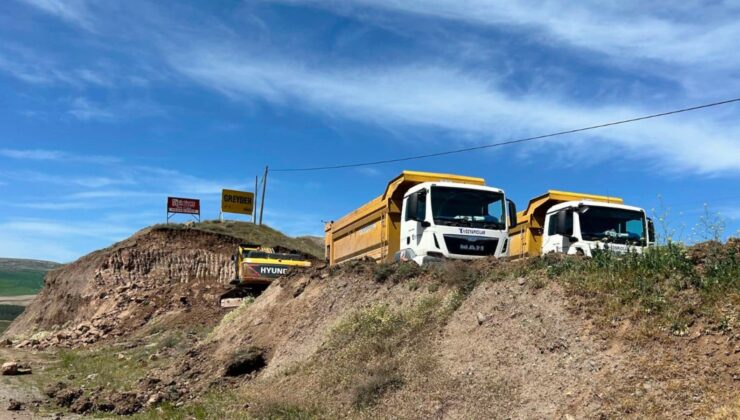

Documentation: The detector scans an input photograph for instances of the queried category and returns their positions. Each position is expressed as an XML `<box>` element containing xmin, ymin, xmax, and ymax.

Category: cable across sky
<box><xmin>271</xmin><ymin>97</ymin><xmax>740</xmax><ymax>172</ymax></box>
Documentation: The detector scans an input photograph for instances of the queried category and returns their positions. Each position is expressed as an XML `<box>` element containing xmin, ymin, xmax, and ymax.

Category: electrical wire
<box><xmin>272</xmin><ymin>97</ymin><xmax>740</xmax><ymax>172</ymax></box>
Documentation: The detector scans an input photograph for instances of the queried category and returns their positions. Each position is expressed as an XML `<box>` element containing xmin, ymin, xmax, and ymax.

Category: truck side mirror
<box><xmin>647</xmin><ymin>217</ymin><xmax>655</xmax><ymax>244</ymax></box>
<box><xmin>507</xmin><ymin>199</ymin><xmax>517</xmax><ymax>227</ymax></box>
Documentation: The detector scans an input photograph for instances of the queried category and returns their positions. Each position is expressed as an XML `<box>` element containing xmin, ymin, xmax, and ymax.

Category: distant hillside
<box><xmin>298</xmin><ymin>235</ymin><xmax>324</xmax><ymax>250</ymax></box>
<box><xmin>0</xmin><ymin>257</ymin><xmax>61</xmax><ymax>296</ymax></box>
<box><xmin>156</xmin><ymin>221</ymin><xmax>325</xmax><ymax>258</ymax></box>
<box><xmin>0</xmin><ymin>258</ymin><xmax>60</xmax><ymax>271</ymax></box>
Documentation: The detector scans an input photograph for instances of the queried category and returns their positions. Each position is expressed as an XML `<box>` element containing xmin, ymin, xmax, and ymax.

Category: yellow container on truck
<box><xmin>509</xmin><ymin>190</ymin><xmax>653</xmax><ymax>258</ymax></box>
<box><xmin>324</xmin><ymin>171</ymin><xmax>517</xmax><ymax>266</ymax></box>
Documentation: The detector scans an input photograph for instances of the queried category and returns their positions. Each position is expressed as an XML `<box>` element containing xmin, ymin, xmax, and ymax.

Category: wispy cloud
<box><xmin>169</xmin><ymin>46</ymin><xmax>740</xmax><ymax>174</ymax></box>
<box><xmin>272</xmin><ymin>0</ymin><xmax>740</xmax><ymax>97</ymax></box>
<box><xmin>0</xmin><ymin>148</ymin><xmax>120</xmax><ymax>164</ymax></box>
<box><xmin>0</xmin><ymin>48</ymin><xmax>113</xmax><ymax>86</ymax></box>
<box><xmin>67</xmin><ymin>97</ymin><xmax>115</xmax><ymax>121</ymax></box>
<box><xmin>16</xmin><ymin>0</ymin><xmax>95</xmax><ymax>31</ymax></box>
<box><xmin>0</xmin><ymin>170</ymin><xmax>134</xmax><ymax>188</ymax></box>
<box><xmin>0</xmin><ymin>149</ymin><xmax>65</xmax><ymax>160</ymax></box>
<box><xmin>277</xmin><ymin>1</ymin><xmax>740</xmax><ymax>67</ymax></box>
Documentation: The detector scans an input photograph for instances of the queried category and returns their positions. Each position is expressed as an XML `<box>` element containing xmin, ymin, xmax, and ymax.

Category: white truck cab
<box><xmin>398</xmin><ymin>181</ymin><xmax>517</xmax><ymax>265</ymax></box>
<box><xmin>542</xmin><ymin>200</ymin><xmax>652</xmax><ymax>257</ymax></box>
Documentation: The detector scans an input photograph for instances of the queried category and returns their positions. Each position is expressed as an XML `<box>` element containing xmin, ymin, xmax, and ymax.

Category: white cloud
<box><xmin>67</xmin><ymin>97</ymin><xmax>115</xmax><ymax>121</ymax></box>
<box><xmin>17</xmin><ymin>0</ymin><xmax>95</xmax><ymax>31</ymax></box>
<box><xmin>277</xmin><ymin>1</ymin><xmax>740</xmax><ymax>67</ymax></box>
<box><xmin>169</xmin><ymin>46</ymin><xmax>740</xmax><ymax>174</ymax></box>
<box><xmin>0</xmin><ymin>148</ymin><xmax>120</xmax><ymax>164</ymax></box>
<box><xmin>0</xmin><ymin>170</ymin><xmax>133</xmax><ymax>189</ymax></box>
<box><xmin>0</xmin><ymin>149</ymin><xmax>65</xmax><ymax>160</ymax></box>
<box><xmin>271</xmin><ymin>0</ymin><xmax>740</xmax><ymax>97</ymax></box>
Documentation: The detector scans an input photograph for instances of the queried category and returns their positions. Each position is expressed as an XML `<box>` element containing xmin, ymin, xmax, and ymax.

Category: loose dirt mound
<box><xmin>151</xmin><ymin>260</ymin><xmax>618</xmax><ymax>417</ymax></box>
<box><xmin>3</xmin><ymin>227</ymin><xmax>241</xmax><ymax>348</ymax></box>
<box><xmin>146</xmin><ymin>254</ymin><xmax>737</xmax><ymax>419</ymax></box>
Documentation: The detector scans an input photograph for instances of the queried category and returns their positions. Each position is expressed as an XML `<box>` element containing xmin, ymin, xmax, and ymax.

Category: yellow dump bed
<box><xmin>324</xmin><ymin>171</ymin><xmax>485</xmax><ymax>265</ymax></box>
<box><xmin>508</xmin><ymin>190</ymin><xmax>622</xmax><ymax>258</ymax></box>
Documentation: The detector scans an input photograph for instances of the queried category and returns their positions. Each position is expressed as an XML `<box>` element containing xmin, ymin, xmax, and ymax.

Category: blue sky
<box><xmin>1</xmin><ymin>0</ymin><xmax>739</xmax><ymax>262</ymax></box>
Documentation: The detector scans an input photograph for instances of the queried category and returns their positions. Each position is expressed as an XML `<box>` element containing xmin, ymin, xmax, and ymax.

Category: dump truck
<box><xmin>508</xmin><ymin>190</ymin><xmax>654</xmax><ymax>258</ymax></box>
<box><xmin>324</xmin><ymin>171</ymin><xmax>517</xmax><ymax>266</ymax></box>
<box><xmin>220</xmin><ymin>243</ymin><xmax>312</xmax><ymax>307</ymax></box>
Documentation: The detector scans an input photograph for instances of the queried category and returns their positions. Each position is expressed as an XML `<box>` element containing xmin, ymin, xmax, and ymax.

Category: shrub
<box><xmin>373</xmin><ymin>263</ymin><xmax>395</xmax><ymax>283</ymax></box>
<box><xmin>432</xmin><ymin>261</ymin><xmax>482</xmax><ymax>296</ymax></box>
<box><xmin>394</xmin><ymin>262</ymin><xmax>422</xmax><ymax>281</ymax></box>
<box><xmin>352</xmin><ymin>369</ymin><xmax>403</xmax><ymax>408</ymax></box>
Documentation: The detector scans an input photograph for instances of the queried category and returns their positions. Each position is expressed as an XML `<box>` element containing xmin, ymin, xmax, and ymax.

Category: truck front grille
<box><xmin>442</xmin><ymin>235</ymin><xmax>499</xmax><ymax>256</ymax></box>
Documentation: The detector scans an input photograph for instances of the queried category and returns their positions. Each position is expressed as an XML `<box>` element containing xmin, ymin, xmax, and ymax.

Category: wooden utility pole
<box><xmin>253</xmin><ymin>175</ymin><xmax>258</xmax><ymax>224</ymax></box>
<box><xmin>259</xmin><ymin>166</ymin><xmax>268</xmax><ymax>225</ymax></box>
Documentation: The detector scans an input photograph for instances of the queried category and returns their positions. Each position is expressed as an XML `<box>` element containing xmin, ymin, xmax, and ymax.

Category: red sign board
<box><xmin>167</xmin><ymin>197</ymin><xmax>200</xmax><ymax>215</ymax></box>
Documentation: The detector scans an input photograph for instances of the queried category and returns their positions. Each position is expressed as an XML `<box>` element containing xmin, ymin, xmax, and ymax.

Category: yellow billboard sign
<box><xmin>221</xmin><ymin>189</ymin><xmax>254</xmax><ymax>215</ymax></box>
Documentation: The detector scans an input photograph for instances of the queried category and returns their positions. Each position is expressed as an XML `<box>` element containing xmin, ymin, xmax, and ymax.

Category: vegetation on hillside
<box><xmin>0</xmin><ymin>304</ymin><xmax>25</xmax><ymax>321</ymax></box>
<box><xmin>154</xmin><ymin>221</ymin><xmax>324</xmax><ymax>258</ymax></box>
<box><xmin>0</xmin><ymin>269</ymin><xmax>48</xmax><ymax>296</ymax></box>
<box><xmin>0</xmin><ymin>258</ymin><xmax>60</xmax><ymax>271</ymax></box>
<box><xmin>0</xmin><ymin>258</ymin><xmax>60</xmax><ymax>296</ymax></box>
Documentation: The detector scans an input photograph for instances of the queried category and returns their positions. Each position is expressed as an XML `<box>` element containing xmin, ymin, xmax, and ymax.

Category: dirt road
<box><xmin>0</xmin><ymin>296</ymin><xmax>36</xmax><ymax>307</ymax></box>
<box><xmin>0</xmin><ymin>348</ymin><xmax>78</xmax><ymax>419</ymax></box>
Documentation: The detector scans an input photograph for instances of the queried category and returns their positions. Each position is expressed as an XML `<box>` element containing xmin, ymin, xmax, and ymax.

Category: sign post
<box><xmin>167</xmin><ymin>197</ymin><xmax>201</xmax><ymax>223</ymax></box>
<box><xmin>221</xmin><ymin>189</ymin><xmax>255</xmax><ymax>220</ymax></box>
<box><xmin>259</xmin><ymin>166</ymin><xmax>268</xmax><ymax>225</ymax></box>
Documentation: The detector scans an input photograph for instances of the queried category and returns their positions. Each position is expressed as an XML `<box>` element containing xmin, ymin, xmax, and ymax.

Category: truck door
<box><xmin>544</xmin><ymin>210</ymin><xmax>573</xmax><ymax>253</ymax></box>
<box><xmin>403</xmin><ymin>189</ymin><xmax>427</xmax><ymax>252</ymax></box>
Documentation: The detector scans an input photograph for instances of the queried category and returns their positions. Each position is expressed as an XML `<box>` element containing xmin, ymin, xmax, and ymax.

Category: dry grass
<box><xmin>155</xmin><ymin>221</ymin><xmax>324</xmax><ymax>258</ymax></box>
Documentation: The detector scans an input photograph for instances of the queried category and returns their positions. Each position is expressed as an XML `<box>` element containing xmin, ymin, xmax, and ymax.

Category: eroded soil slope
<box><xmin>3</xmin><ymin>227</ymin><xmax>240</xmax><ymax>347</ymax></box>
<box><xmin>156</xmin><ymin>256</ymin><xmax>737</xmax><ymax>419</ymax></box>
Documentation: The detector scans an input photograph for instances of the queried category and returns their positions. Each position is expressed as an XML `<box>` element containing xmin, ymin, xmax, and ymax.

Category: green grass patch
<box><xmin>0</xmin><ymin>269</ymin><xmax>46</xmax><ymax>296</ymax></box>
<box><xmin>53</xmin><ymin>348</ymin><xmax>149</xmax><ymax>393</ymax></box>
<box><xmin>249</xmin><ymin>401</ymin><xmax>321</xmax><ymax>420</ymax></box>
<box><xmin>132</xmin><ymin>390</ymin><xmax>252</xmax><ymax>420</ymax></box>
<box><xmin>0</xmin><ymin>304</ymin><xmax>25</xmax><ymax>321</ymax></box>
<box><xmin>0</xmin><ymin>320</ymin><xmax>10</xmax><ymax>335</ymax></box>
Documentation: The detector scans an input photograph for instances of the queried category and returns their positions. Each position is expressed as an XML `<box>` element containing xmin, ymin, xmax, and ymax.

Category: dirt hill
<box><xmin>153</xmin><ymin>251</ymin><xmax>738</xmax><ymax>419</ymax></box>
<box><xmin>1</xmin><ymin>234</ymin><xmax>737</xmax><ymax>418</ymax></box>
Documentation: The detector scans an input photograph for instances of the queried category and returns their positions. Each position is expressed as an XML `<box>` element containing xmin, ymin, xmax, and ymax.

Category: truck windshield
<box><xmin>579</xmin><ymin>207</ymin><xmax>646</xmax><ymax>245</ymax></box>
<box><xmin>431</xmin><ymin>186</ymin><xmax>505</xmax><ymax>230</ymax></box>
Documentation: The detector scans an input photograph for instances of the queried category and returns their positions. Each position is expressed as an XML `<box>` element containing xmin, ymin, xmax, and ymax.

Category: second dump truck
<box><xmin>509</xmin><ymin>190</ymin><xmax>654</xmax><ymax>258</ymax></box>
<box><xmin>324</xmin><ymin>171</ymin><xmax>517</xmax><ymax>265</ymax></box>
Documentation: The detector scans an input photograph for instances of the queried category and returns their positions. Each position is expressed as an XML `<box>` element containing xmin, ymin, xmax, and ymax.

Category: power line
<box><xmin>272</xmin><ymin>97</ymin><xmax>740</xmax><ymax>172</ymax></box>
